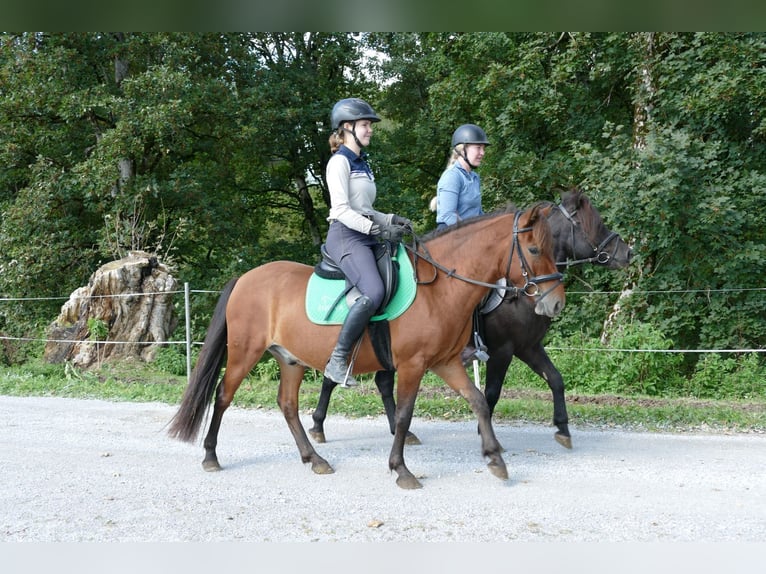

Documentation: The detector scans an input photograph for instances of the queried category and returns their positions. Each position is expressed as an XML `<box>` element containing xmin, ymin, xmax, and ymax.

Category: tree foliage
<box><xmin>1</xmin><ymin>32</ymin><xmax>763</xmax><ymax>370</ymax></box>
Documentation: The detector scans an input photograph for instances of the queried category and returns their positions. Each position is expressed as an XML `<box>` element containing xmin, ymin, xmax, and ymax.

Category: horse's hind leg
<box><xmin>202</xmin><ymin>367</ymin><xmax>247</xmax><ymax>471</ymax></box>
<box><xmin>310</xmin><ymin>370</ymin><xmax>421</xmax><ymax>446</ymax></box>
<box><xmin>518</xmin><ymin>345</ymin><xmax>572</xmax><ymax>449</ymax></box>
<box><xmin>278</xmin><ymin>363</ymin><xmax>334</xmax><ymax>475</ymax></box>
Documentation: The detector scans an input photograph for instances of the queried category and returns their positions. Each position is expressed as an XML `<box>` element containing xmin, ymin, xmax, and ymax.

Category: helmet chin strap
<box><xmin>459</xmin><ymin>148</ymin><xmax>478</xmax><ymax>170</ymax></box>
<box><xmin>341</xmin><ymin>122</ymin><xmax>365</xmax><ymax>150</ymax></box>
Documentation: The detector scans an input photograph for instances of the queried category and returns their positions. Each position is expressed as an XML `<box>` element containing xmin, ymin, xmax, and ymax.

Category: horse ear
<box><xmin>531</xmin><ymin>201</ymin><xmax>554</xmax><ymax>221</ymax></box>
<box><xmin>560</xmin><ymin>186</ymin><xmax>582</xmax><ymax>209</ymax></box>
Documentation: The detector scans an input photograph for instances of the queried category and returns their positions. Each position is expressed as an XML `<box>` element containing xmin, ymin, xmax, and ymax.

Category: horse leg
<box><xmin>202</xmin><ymin>367</ymin><xmax>247</xmax><ymax>471</ymax></box>
<box><xmin>375</xmin><ymin>370</ymin><xmax>421</xmax><ymax>445</ymax></box>
<box><xmin>481</xmin><ymin>350</ymin><xmax>514</xmax><ymax>447</ymax></box>
<box><xmin>517</xmin><ymin>344</ymin><xmax>572</xmax><ymax>449</ymax></box>
<box><xmin>432</xmin><ymin>364</ymin><xmax>508</xmax><ymax>481</ymax></box>
<box><xmin>387</xmin><ymin>389</ymin><xmax>422</xmax><ymax>489</ymax></box>
<box><xmin>278</xmin><ymin>363</ymin><xmax>334</xmax><ymax>474</ymax></box>
<box><xmin>309</xmin><ymin>376</ymin><xmax>338</xmax><ymax>444</ymax></box>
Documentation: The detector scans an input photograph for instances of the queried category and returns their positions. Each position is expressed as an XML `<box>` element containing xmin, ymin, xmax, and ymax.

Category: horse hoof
<box><xmin>487</xmin><ymin>461</ymin><xmax>508</xmax><ymax>480</ymax></box>
<box><xmin>405</xmin><ymin>432</ymin><xmax>422</xmax><ymax>446</ymax></box>
<box><xmin>311</xmin><ymin>459</ymin><xmax>335</xmax><ymax>475</ymax></box>
<box><xmin>554</xmin><ymin>432</ymin><xmax>572</xmax><ymax>449</ymax></box>
<box><xmin>309</xmin><ymin>430</ymin><xmax>327</xmax><ymax>444</ymax></box>
<box><xmin>396</xmin><ymin>475</ymin><xmax>423</xmax><ymax>490</ymax></box>
<box><xmin>202</xmin><ymin>460</ymin><xmax>222</xmax><ymax>472</ymax></box>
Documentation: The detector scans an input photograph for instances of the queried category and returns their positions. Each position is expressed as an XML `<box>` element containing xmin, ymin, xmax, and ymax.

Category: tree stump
<box><xmin>44</xmin><ymin>251</ymin><xmax>178</xmax><ymax>367</ymax></box>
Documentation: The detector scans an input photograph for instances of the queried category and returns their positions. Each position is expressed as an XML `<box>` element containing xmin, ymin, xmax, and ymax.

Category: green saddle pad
<box><xmin>305</xmin><ymin>243</ymin><xmax>417</xmax><ymax>325</ymax></box>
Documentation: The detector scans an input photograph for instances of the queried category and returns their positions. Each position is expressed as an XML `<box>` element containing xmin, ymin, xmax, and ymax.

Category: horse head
<box><xmin>512</xmin><ymin>202</ymin><xmax>566</xmax><ymax>318</ymax></box>
<box><xmin>553</xmin><ymin>187</ymin><xmax>633</xmax><ymax>270</ymax></box>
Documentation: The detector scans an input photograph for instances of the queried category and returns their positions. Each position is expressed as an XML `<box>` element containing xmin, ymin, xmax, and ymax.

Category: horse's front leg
<box><xmin>278</xmin><ymin>364</ymin><xmax>334</xmax><ymax>474</ymax></box>
<box><xmin>309</xmin><ymin>375</ymin><xmax>338</xmax><ymax>443</ymax></box>
<box><xmin>375</xmin><ymin>370</ymin><xmax>421</xmax><ymax>445</ymax></box>
<box><xmin>518</xmin><ymin>345</ymin><xmax>572</xmax><ymax>449</ymax></box>
<box><xmin>432</xmin><ymin>363</ymin><xmax>508</xmax><ymax>481</ymax></box>
<box><xmin>388</xmin><ymin>385</ymin><xmax>421</xmax><ymax>490</ymax></box>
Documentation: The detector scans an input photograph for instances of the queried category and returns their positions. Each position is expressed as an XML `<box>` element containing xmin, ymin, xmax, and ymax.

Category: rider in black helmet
<box><xmin>323</xmin><ymin>98</ymin><xmax>412</xmax><ymax>388</ymax></box>
<box><xmin>435</xmin><ymin>123</ymin><xmax>491</xmax><ymax>364</ymax></box>
<box><xmin>435</xmin><ymin>123</ymin><xmax>490</xmax><ymax>229</ymax></box>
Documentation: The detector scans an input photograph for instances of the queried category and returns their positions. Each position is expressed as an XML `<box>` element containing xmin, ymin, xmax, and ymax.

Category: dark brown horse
<box><xmin>168</xmin><ymin>203</ymin><xmax>566</xmax><ymax>489</ymax></box>
<box><xmin>309</xmin><ymin>188</ymin><xmax>632</xmax><ymax>449</ymax></box>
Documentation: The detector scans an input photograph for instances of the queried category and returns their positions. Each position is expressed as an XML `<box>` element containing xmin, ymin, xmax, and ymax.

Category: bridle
<box><xmin>555</xmin><ymin>203</ymin><xmax>620</xmax><ymax>268</ymax></box>
<box><xmin>404</xmin><ymin>210</ymin><xmax>564</xmax><ymax>301</ymax></box>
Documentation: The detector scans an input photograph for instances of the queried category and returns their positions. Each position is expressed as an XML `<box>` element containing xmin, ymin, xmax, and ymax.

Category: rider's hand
<box><xmin>391</xmin><ymin>214</ymin><xmax>413</xmax><ymax>229</ymax></box>
<box><xmin>371</xmin><ymin>223</ymin><xmax>405</xmax><ymax>242</ymax></box>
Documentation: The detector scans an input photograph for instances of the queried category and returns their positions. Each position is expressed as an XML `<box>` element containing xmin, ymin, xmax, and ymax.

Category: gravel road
<box><xmin>1</xmin><ymin>395</ymin><xmax>764</xmax><ymax>542</ymax></box>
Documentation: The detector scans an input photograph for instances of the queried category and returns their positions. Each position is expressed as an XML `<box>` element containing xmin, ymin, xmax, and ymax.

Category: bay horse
<box><xmin>309</xmin><ymin>188</ymin><xmax>632</xmax><ymax>449</ymax></box>
<box><xmin>168</xmin><ymin>203</ymin><xmax>565</xmax><ymax>489</ymax></box>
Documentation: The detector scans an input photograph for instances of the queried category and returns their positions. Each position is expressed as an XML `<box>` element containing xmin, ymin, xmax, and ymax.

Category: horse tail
<box><xmin>167</xmin><ymin>277</ymin><xmax>239</xmax><ymax>443</ymax></box>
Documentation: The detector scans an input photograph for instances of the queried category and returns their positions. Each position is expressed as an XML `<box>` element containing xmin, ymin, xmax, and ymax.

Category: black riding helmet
<box><xmin>331</xmin><ymin>98</ymin><xmax>380</xmax><ymax>129</ymax></box>
<box><xmin>451</xmin><ymin>123</ymin><xmax>490</xmax><ymax>169</ymax></box>
<box><xmin>451</xmin><ymin>123</ymin><xmax>490</xmax><ymax>147</ymax></box>
<box><xmin>331</xmin><ymin>98</ymin><xmax>380</xmax><ymax>150</ymax></box>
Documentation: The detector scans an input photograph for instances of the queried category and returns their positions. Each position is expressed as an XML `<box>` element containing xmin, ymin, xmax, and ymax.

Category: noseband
<box><xmin>556</xmin><ymin>204</ymin><xmax>620</xmax><ymax>267</ymax></box>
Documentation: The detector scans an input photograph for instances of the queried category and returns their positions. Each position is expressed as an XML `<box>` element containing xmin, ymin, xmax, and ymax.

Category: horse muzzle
<box><xmin>528</xmin><ymin>272</ymin><xmax>566</xmax><ymax>317</ymax></box>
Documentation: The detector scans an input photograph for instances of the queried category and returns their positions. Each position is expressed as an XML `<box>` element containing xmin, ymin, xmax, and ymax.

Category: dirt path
<box><xmin>1</xmin><ymin>395</ymin><xmax>764</xmax><ymax>542</ymax></box>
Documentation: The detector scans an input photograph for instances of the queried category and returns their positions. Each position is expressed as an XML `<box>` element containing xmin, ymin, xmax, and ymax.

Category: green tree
<box><xmin>0</xmin><ymin>32</ymin><xmax>368</xmax><ymax>350</ymax></box>
<box><xmin>1</xmin><ymin>32</ymin><xmax>763</xmax><ymax>370</ymax></box>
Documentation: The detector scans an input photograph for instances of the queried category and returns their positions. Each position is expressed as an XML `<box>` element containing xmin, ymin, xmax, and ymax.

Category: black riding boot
<box><xmin>324</xmin><ymin>295</ymin><xmax>376</xmax><ymax>388</ymax></box>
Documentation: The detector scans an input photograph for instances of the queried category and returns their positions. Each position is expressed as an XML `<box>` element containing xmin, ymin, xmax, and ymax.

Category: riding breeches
<box><xmin>325</xmin><ymin>221</ymin><xmax>385</xmax><ymax>310</ymax></box>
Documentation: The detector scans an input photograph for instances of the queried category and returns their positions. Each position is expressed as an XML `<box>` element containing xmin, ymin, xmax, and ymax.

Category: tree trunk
<box><xmin>296</xmin><ymin>173</ymin><xmax>323</xmax><ymax>247</ymax></box>
<box><xmin>112</xmin><ymin>33</ymin><xmax>134</xmax><ymax>197</ymax></box>
<box><xmin>601</xmin><ymin>33</ymin><xmax>655</xmax><ymax>343</ymax></box>
<box><xmin>44</xmin><ymin>251</ymin><xmax>178</xmax><ymax>367</ymax></box>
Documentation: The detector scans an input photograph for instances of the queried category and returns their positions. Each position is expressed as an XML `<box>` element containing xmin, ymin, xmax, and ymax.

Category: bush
<box><xmin>152</xmin><ymin>345</ymin><xmax>192</xmax><ymax>377</ymax></box>
<box><xmin>686</xmin><ymin>353</ymin><xmax>766</xmax><ymax>400</ymax></box>
<box><xmin>546</xmin><ymin>322</ymin><xmax>686</xmax><ymax>396</ymax></box>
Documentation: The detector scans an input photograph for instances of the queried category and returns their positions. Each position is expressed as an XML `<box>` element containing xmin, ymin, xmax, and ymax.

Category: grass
<box><xmin>1</xmin><ymin>357</ymin><xmax>764</xmax><ymax>434</ymax></box>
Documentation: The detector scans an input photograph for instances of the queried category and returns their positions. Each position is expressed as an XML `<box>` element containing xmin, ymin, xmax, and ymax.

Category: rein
<box><xmin>555</xmin><ymin>204</ymin><xmax>619</xmax><ymax>268</ymax></box>
<box><xmin>403</xmin><ymin>210</ymin><xmax>563</xmax><ymax>299</ymax></box>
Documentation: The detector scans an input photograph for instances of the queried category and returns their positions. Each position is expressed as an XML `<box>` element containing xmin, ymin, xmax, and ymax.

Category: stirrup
<box><xmin>460</xmin><ymin>344</ymin><xmax>489</xmax><ymax>365</ymax></box>
<box><xmin>339</xmin><ymin>376</ymin><xmax>358</xmax><ymax>389</ymax></box>
<box><xmin>324</xmin><ymin>360</ymin><xmax>358</xmax><ymax>388</ymax></box>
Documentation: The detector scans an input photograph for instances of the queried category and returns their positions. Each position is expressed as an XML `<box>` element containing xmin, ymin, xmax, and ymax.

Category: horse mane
<box><xmin>419</xmin><ymin>200</ymin><xmax>555</xmax><ymax>260</ymax></box>
<box><xmin>529</xmin><ymin>201</ymin><xmax>554</xmax><ymax>257</ymax></box>
<box><xmin>420</xmin><ymin>202</ymin><xmax>518</xmax><ymax>242</ymax></box>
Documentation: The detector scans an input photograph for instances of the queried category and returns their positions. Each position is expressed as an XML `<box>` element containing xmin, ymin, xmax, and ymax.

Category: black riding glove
<box><xmin>371</xmin><ymin>223</ymin><xmax>406</xmax><ymax>242</ymax></box>
<box><xmin>391</xmin><ymin>214</ymin><xmax>413</xmax><ymax>229</ymax></box>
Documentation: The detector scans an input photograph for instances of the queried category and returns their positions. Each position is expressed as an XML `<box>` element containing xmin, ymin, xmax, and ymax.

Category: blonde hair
<box><xmin>446</xmin><ymin>144</ymin><xmax>464</xmax><ymax>168</ymax></box>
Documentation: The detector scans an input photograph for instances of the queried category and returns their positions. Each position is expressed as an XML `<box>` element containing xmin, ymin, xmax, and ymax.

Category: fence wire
<box><xmin>1</xmin><ymin>284</ymin><xmax>764</xmax><ymax>355</ymax></box>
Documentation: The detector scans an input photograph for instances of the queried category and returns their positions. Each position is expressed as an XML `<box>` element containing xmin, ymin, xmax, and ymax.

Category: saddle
<box><xmin>314</xmin><ymin>240</ymin><xmax>399</xmax><ymax>314</ymax></box>
<box><xmin>306</xmin><ymin>241</ymin><xmax>417</xmax><ymax>325</ymax></box>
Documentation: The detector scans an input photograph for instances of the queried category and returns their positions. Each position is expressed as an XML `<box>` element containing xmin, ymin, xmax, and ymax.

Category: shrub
<box><xmin>686</xmin><ymin>353</ymin><xmax>766</xmax><ymax>400</ymax></box>
<box><xmin>546</xmin><ymin>321</ymin><xmax>685</xmax><ymax>396</ymax></box>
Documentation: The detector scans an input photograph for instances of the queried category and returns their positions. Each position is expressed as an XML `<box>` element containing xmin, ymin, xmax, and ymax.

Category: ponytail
<box><xmin>328</xmin><ymin>129</ymin><xmax>345</xmax><ymax>153</ymax></box>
